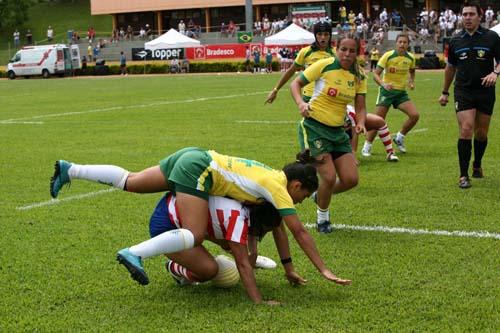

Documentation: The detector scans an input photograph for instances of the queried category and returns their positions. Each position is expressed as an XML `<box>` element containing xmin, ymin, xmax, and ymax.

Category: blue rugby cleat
<box><xmin>50</xmin><ymin>160</ymin><xmax>72</xmax><ymax>198</ymax></box>
<box><xmin>116</xmin><ymin>248</ymin><xmax>149</xmax><ymax>285</ymax></box>
<box><xmin>317</xmin><ymin>220</ymin><xmax>334</xmax><ymax>234</ymax></box>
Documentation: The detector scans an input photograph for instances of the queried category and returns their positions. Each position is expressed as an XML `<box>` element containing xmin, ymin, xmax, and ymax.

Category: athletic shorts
<box><xmin>454</xmin><ymin>87</ymin><xmax>496</xmax><ymax>116</ymax></box>
<box><xmin>298</xmin><ymin>117</ymin><xmax>352</xmax><ymax>158</ymax></box>
<box><xmin>149</xmin><ymin>194</ymin><xmax>176</xmax><ymax>237</ymax></box>
<box><xmin>376</xmin><ymin>87</ymin><xmax>410</xmax><ymax>109</ymax></box>
<box><xmin>159</xmin><ymin>147</ymin><xmax>213</xmax><ymax>200</ymax></box>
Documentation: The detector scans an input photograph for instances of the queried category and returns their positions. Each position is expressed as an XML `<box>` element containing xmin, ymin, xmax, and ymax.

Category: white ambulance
<box><xmin>7</xmin><ymin>44</ymin><xmax>81</xmax><ymax>79</ymax></box>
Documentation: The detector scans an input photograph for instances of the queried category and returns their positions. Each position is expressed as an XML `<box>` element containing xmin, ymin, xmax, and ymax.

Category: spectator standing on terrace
<box><xmin>13</xmin><ymin>30</ymin><xmax>20</xmax><ymax>48</ymax></box>
<box><xmin>47</xmin><ymin>26</ymin><xmax>54</xmax><ymax>42</ymax></box>
<box><xmin>178</xmin><ymin>20</ymin><xmax>186</xmax><ymax>35</ymax></box>
<box><xmin>126</xmin><ymin>25</ymin><xmax>133</xmax><ymax>40</ymax></box>
<box><xmin>391</xmin><ymin>9</ymin><xmax>402</xmax><ymax>28</ymax></box>
<box><xmin>263</xmin><ymin>15</ymin><xmax>271</xmax><ymax>36</ymax></box>
<box><xmin>88</xmin><ymin>27</ymin><xmax>95</xmax><ymax>43</ymax></box>
<box><xmin>228</xmin><ymin>21</ymin><xmax>236</xmax><ymax>37</ymax></box>
<box><xmin>438</xmin><ymin>3</ymin><xmax>500</xmax><ymax>189</ymax></box>
<box><xmin>25</xmin><ymin>30</ymin><xmax>33</xmax><ymax>45</ymax></box>
<box><xmin>145</xmin><ymin>24</ymin><xmax>151</xmax><ymax>39</ymax></box>
<box><xmin>254</xmin><ymin>21</ymin><xmax>262</xmax><ymax>37</ymax></box>
<box><xmin>484</xmin><ymin>6</ymin><xmax>494</xmax><ymax>28</ymax></box>
<box><xmin>87</xmin><ymin>43</ymin><xmax>93</xmax><ymax>62</ymax></box>
<box><xmin>139</xmin><ymin>27</ymin><xmax>146</xmax><ymax>40</ymax></box>
<box><xmin>220</xmin><ymin>22</ymin><xmax>227</xmax><ymax>37</ymax></box>
<box><xmin>379</xmin><ymin>8</ymin><xmax>389</xmax><ymax>28</ymax></box>
<box><xmin>339</xmin><ymin>4</ymin><xmax>347</xmax><ymax>24</ymax></box>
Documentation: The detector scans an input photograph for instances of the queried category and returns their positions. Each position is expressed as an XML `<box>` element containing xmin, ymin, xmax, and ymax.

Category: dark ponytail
<box><xmin>248</xmin><ymin>202</ymin><xmax>282</xmax><ymax>240</ymax></box>
<box><xmin>282</xmin><ymin>150</ymin><xmax>318</xmax><ymax>192</ymax></box>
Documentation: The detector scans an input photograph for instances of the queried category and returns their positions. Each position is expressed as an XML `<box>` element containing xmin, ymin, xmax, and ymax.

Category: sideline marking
<box><xmin>0</xmin><ymin>91</ymin><xmax>267</xmax><ymax>125</ymax></box>
<box><xmin>16</xmin><ymin>188</ymin><xmax>118</xmax><ymax>211</ymax></box>
<box><xmin>304</xmin><ymin>223</ymin><xmax>500</xmax><ymax>240</ymax></box>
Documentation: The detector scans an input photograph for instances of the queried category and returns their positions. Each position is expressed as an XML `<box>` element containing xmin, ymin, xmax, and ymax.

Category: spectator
<box><xmin>187</xmin><ymin>19</ymin><xmax>196</xmax><ymax>37</ymax></box>
<box><xmin>145</xmin><ymin>24</ymin><xmax>151</xmax><ymax>39</ymax></box>
<box><xmin>181</xmin><ymin>57</ymin><xmax>190</xmax><ymax>73</ymax></box>
<box><xmin>262</xmin><ymin>14</ymin><xmax>270</xmax><ymax>36</ymax></box>
<box><xmin>228</xmin><ymin>20</ymin><xmax>236</xmax><ymax>37</ymax></box>
<box><xmin>111</xmin><ymin>28</ymin><xmax>119</xmax><ymax>43</ymax></box>
<box><xmin>47</xmin><ymin>26</ymin><xmax>54</xmax><ymax>42</ymax></box>
<box><xmin>25</xmin><ymin>29</ymin><xmax>33</xmax><ymax>45</ymax></box>
<box><xmin>379</xmin><ymin>8</ymin><xmax>389</xmax><ymax>28</ymax></box>
<box><xmin>348</xmin><ymin>10</ymin><xmax>356</xmax><ymax>27</ymax></box>
<box><xmin>265</xmin><ymin>49</ymin><xmax>273</xmax><ymax>73</ymax></box>
<box><xmin>93</xmin><ymin>44</ymin><xmax>99</xmax><ymax>61</ymax></box>
<box><xmin>254</xmin><ymin>21</ymin><xmax>262</xmax><ymax>37</ymax></box>
<box><xmin>339</xmin><ymin>4</ymin><xmax>347</xmax><ymax>24</ymax></box>
<box><xmin>87</xmin><ymin>43</ymin><xmax>93</xmax><ymax>62</ymax></box>
<box><xmin>369</xmin><ymin>47</ymin><xmax>380</xmax><ymax>72</ymax></box>
<box><xmin>120</xmin><ymin>51</ymin><xmax>127</xmax><ymax>76</ymax></box>
<box><xmin>220</xmin><ymin>22</ymin><xmax>227</xmax><ymax>37</ymax></box>
<box><xmin>170</xmin><ymin>58</ymin><xmax>180</xmax><ymax>73</ymax></box>
<box><xmin>72</xmin><ymin>31</ymin><xmax>80</xmax><ymax>43</ymax></box>
<box><xmin>81</xmin><ymin>56</ymin><xmax>87</xmax><ymax>70</ymax></box>
<box><xmin>253</xmin><ymin>48</ymin><xmax>261</xmax><ymax>73</ymax></box>
<box><xmin>391</xmin><ymin>9</ymin><xmax>402</xmax><ymax>27</ymax></box>
<box><xmin>87</xmin><ymin>27</ymin><xmax>95</xmax><ymax>43</ymax></box>
<box><xmin>485</xmin><ymin>6</ymin><xmax>494</xmax><ymax>28</ymax></box>
<box><xmin>139</xmin><ymin>27</ymin><xmax>146</xmax><ymax>39</ymax></box>
<box><xmin>419</xmin><ymin>26</ymin><xmax>430</xmax><ymax>43</ymax></box>
<box><xmin>119</xmin><ymin>27</ymin><xmax>125</xmax><ymax>41</ymax></box>
<box><xmin>178</xmin><ymin>20</ymin><xmax>186</xmax><ymax>35</ymax></box>
<box><xmin>126</xmin><ymin>25</ymin><xmax>133</xmax><ymax>40</ymax></box>
<box><xmin>13</xmin><ymin>29</ymin><xmax>20</xmax><ymax>48</ymax></box>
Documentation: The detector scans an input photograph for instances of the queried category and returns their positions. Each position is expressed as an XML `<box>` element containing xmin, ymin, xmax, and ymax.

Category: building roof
<box><xmin>91</xmin><ymin>0</ymin><xmax>321</xmax><ymax>15</ymax></box>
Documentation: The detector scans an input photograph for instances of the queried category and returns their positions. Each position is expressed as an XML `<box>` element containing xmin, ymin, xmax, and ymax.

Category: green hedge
<box><xmin>1</xmin><ymin>59</ymin><xmax>446</xmax><ymax>79</ymax></box>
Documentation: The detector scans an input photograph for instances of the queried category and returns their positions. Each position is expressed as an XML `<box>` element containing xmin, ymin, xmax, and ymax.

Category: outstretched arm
<box><xmin>272</xmin><ymin>224</ymin><xmax>307</xmax><ymax>285</ymax></box>
<box><xmin>282</xmin><ymin>214</ymin><xmax>351</xmax><ymax>285</ymax></box>
<box><xmin>265</xmin><ymin>63</ymin><xmax>302</xmax><ymax>104</ymax></box>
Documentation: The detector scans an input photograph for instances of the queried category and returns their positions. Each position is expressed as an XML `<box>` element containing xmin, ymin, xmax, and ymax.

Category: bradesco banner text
<box><xmin>132</xmin><ymin>48</ymin><xmax>184</xmax><ymax>61</ymax></box>
<box><xmin>185</xmin><ymin>43</ymin><xmax>263</xmax><ymax>60</ymax></box>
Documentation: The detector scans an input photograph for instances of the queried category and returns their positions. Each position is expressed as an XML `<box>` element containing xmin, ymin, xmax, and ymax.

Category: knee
<box><xmin>474</xmin><ymin>129</ymin><xmax>488</xmax><ymax>141</ymax></box>
<box><xmin>460</xmin><ymin>125</ymin><xmax>474</xmax><ymax>139</ymax></box>
<box><xmin>194</xmin><ymin>260</ymin><xmax>219</xmax><ymax>282</ymax></box>
<box><xmin>341</xmin><ymin>174</ymin><xmax>359</xmax><ymax>190</ymax></box>
<box><xmin>410</xmin><ymin>112</ymin><xmax>420</xmax><ymax>123</ymax></box>
<box><xmin>320</xmin><ymin>174</ymin><xmax>337</xmax><ymax>188</ymax></box>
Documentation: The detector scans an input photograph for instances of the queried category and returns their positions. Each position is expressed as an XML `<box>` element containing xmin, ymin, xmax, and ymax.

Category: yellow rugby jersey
<box><xmin>205</xmin><ymin>151</ymin><xmax>296</xmax><ymax>216</ymax></box>
<box><xmin>294</xmin><ymin>45</ymin><xmax>334</xmax><ymax>97</ymax></box>
<box><xmin>370</xmin><ymin>49</ymin><xmax>380</xmax><ymax>61</ymax></box>
<box><xmin>300</xmin><ymin>57</ymin><xmax>367</xmax><ymax>127</ymax></box>
<box><xmin>377</xmin><ymin>50</ymin><xmax>416</xmax><ymax>91</ymax></box>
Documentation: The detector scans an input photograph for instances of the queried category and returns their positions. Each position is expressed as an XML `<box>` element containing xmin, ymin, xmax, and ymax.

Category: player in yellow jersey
<box><xmin>289</xmin><ymin>37</ymin><xmax>367</xmax><ymax>233</ymax></box>
<box><xmin>369</xmin><ymin>47</ymin><xmax>380</xmax><ymax>72</ymax></box>
<box><xmin>362</xmin><ymin>34</ymin><xmax>420</xmax><ymax>155</ymax></box>
<box><xmin>50</xmin><ymin>147</ymin><xmax>352</xmax><ymax>303</ymax></box>
<box><xmin>265</xmin><ymin>22</ymin><xmax>334</xmax><ymax>104</ymax></box>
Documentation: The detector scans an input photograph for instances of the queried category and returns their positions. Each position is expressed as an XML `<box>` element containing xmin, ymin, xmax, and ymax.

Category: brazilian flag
<box><xmin>238</xmin><ymin>32</ymin><xmax>253</xmax><ymax>43</ymax></box>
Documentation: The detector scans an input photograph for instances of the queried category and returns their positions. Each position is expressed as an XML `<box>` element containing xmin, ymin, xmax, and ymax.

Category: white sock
<box><xmin>68</xmin><ymin>164</ymin><xmax>129</xmax><ymax>189</ymax></box>
<box><xmin>317</xmin><ymin>207</ymin><xmax>330</xmax><ymax>223</ymax></box>
<box><xmin>363</xmin><ymin>141</ymin><xmax>372</xmax><ymax>149</ymax></box>
<box><xmin>396</xmin><ymin>132</ymin><xmax>405</xmax><ymax>141</ymax></box>
<box><xmin>129</xmin><ymin>228</ymin><xmax>195</xmax><ymax>259</ymax></box>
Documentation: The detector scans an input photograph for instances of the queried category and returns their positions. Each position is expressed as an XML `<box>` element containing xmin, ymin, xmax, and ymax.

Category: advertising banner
<box><xmin>131</xmin><ymin>48</ymin><xmax>184</xmax><ymax>61</ymax></box>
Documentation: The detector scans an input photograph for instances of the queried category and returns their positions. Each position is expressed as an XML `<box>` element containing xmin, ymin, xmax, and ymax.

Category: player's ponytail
<box><xmin>282</xmin><ymin>150</ymin><xmax>318</xmax><ymax>193</ymax></box>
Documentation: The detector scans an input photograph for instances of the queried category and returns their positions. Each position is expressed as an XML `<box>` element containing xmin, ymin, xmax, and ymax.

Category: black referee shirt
<box><xmin>448</xmin><ymin>26</ymin><xmax>500</xmax><ymax>89</ymax></box>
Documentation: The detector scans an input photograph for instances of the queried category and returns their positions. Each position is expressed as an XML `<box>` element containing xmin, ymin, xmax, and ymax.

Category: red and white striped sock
<box><xmin>166</xmin><ymin>260</ymin><xmax>196</xmax><ymax>282</ymax></box>
<box><xmin>378</xmin><ymin>125</ymin><xmax>394</xmax><ymax>154</ymax></box>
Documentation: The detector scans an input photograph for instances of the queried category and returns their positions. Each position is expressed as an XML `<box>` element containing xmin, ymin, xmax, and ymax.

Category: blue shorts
<box><xmin>149</xmin><ymin>194</ymin><xmax>177</xmax><ymax>237</ymax></box>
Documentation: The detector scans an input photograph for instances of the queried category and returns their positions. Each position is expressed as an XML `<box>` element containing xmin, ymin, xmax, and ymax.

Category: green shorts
<box><xmin>297</xmin><ymin>117</ymin><xmax>352</xmax><ymax>157</ymax></box>
<box><xmin>376</xmin><ymin>87</ymin><xmax>410</xmax><ymax>108</ymax></box>
<box><xmin>159</xmin><ymin>147</ymin><xmax>213</xmax><ymax>200</ymax></box>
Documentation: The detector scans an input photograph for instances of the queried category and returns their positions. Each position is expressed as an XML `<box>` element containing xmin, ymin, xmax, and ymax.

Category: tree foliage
<box><xmin>0</xmin><ymin>0</ymin><xmax>32</xmax><ymax>30</ymax></box>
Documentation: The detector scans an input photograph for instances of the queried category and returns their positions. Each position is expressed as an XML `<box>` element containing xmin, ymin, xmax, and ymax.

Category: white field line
<box><xmin>0</xmin><ymin>91</ymin><xmax>268</xmax><ymax>125</ymax></box>
<box><xmin>304</xmin><ymin>223</ymin><xmax>500</xmax><ymax>240</ymax></box>
<box><xmin>16</xmin><ymin>188</ymin><xmax>118</xmax><ymax>211</ymax></box>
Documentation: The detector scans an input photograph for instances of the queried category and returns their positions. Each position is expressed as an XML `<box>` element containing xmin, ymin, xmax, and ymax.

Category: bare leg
<box><xmin>397</xmin><ymin>101</ymin><xmax>419</xmax><ymax>135</ymax></box>
<box><xmin>332</xmin><ymin>153</ymin><xmax>359</xmax><ymax>194</ymax></box>
<box><xmin>167</xmin><ymin>246</ymin><xmax>218</xmax><ymax>282</ymax></box>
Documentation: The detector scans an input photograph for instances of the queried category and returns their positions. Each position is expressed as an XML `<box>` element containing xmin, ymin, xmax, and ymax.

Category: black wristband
<box><xmin>494</xmin><ymin>70</ymin><xmax>500</xmax><ymax>76</ymax></box>
<box><xmin>280</xmin><ymin>257</ymin><xmax>292</xmax><ymax>265</ymax></box>
<box><xmin>442</xmin><ymin>91</ymin><xmax>449</xmax><ymax>96</ymax></box>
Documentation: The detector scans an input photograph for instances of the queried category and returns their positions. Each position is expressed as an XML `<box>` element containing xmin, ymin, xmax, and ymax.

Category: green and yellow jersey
<box><xmin>294</xmin><ymin>45</ymin><xmax>335</xmax><ymax>97</ymax></box>
<box><xmin>207</xmin><ymin>150</ymin><xmax>296</xmax><ymax>216</ymax></box>
<box><xmin>300</xmin><ymin>57</ymin><xmax>367</xmax><ymax>127</ymax></box>
<box><xmin>370</xmin><ymin>49</ymin><xmax>380</xmax><ymax>61</ymax></box>
<box><xmin>377</xmin><ymin>50</ymin><xmax>416</xmax><ymax>91</ymax></box>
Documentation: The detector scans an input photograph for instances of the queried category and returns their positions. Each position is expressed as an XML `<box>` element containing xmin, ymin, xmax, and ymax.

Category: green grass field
<box><xmin>0</xmin><ymin>72</ymin><xmax>499</xmax><ymax>331</ymax></box>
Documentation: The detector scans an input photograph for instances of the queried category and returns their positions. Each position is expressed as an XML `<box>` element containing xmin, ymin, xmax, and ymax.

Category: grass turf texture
<box><xmin>0</xmin><ymin>72</ymin><xmax>499</xmax><ymax>331</ymax></box>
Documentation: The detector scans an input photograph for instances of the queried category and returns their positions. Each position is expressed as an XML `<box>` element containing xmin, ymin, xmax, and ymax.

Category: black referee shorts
<box><xmin>454</xmin><ymin>87</ymin><xmax>496</xmax><ymax>116</ymax></box>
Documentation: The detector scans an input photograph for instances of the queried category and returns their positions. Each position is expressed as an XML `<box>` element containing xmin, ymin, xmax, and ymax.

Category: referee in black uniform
<box><xmin>438</xmin><ymin>2</ymin><xmax>500</xmax><ymax>189</ymax></box>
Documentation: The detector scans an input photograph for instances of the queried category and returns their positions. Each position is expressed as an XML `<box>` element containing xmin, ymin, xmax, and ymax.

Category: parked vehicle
<box><xmin>7</xmin><ymin>44</ymin><xmax>81</xmax><ymax>79</ymax></box>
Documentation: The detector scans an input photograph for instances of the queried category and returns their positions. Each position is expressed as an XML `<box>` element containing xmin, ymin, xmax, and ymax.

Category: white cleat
<box><xmin>386</xmin><ymin>152</ymin><xmax>399</xmax><ymax>162</ymax></box>
<box><xmin>255</xmin><ymin>255</ymin><xmax>277</xmax><ymax>269</ymax></box>
<box><xmin>393</xmin><ymin>136</ymin><xmax>406</xmax><ymax>153</ymax></box>
<box><xmin>361</xmin><ymin>143</ymin><xmax>372</xmax><ymax>157</ymax></box>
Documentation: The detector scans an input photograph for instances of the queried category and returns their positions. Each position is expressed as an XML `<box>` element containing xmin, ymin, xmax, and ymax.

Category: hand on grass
<box><xmin>285</xmin><ymin>271</ymin><xmax>307</xmax><ymax>285</ymax></box>
<box><xmin>321</xmin><ymin>269</ymin><xmax>352</xmax><ymax>286</ymax></box>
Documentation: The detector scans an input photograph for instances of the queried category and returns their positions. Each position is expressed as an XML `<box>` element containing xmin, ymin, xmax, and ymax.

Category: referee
<box><xmin>438</xmin><ymin>2</ymin><xmax>500</xmax><ymax>189</ymax></box>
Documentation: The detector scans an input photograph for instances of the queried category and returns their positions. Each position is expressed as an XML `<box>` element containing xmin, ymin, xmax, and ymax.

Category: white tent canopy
<box><xmin>264</xmin><ymin>23</ymin><xmax>315</xmax><ymax>45</ymax></box>
<box><xmin>491</xmin><ymin>23</ymin><xmax>500</xmax><ymax>36</ymax></box>
<box><xmin>145</xmin><ymin>28</ymin><xmax>200</xmax><ymax>50</ymax></box>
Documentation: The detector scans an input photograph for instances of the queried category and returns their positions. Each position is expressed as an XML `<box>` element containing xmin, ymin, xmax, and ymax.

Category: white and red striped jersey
<box><xmin>166</xmin><ymin>193</ymin><xmax>250</xmax><ymax>245</ymax></box>
<box><xmin>344</xmin><ymin>104</ymin><xmax>357</xmax><ymax>128</ymax></box>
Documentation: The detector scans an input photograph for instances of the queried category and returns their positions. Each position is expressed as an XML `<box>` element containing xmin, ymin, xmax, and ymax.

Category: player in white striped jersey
<box><xmin>123</xmin><ymin>192</ymin><xmax>305</xmax><ymax>304</ymax></box>
<box><xmin>344</xmin><ymin>105</ymin><xmax>399</xmax><ymax>162</ymax></box>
